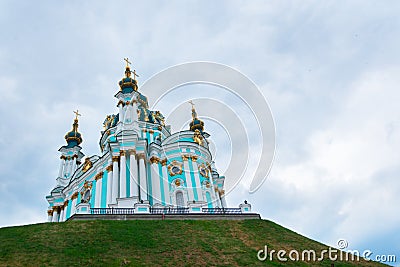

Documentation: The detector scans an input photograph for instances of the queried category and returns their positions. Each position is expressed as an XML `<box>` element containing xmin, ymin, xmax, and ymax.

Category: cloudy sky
<box><xmin>1</xmin><ymin>0</ymin><xmax>399</xmax><ymax>265</ymax></box>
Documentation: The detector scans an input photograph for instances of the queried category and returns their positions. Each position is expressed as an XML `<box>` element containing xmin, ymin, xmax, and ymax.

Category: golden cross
<box><xmin>73</xmin><ymin>110</ymin><xmax>81</xmax><ymax>120</ymax></box>
<box><xmin>123</xmin><ymin>57</ymin><xmax>131</xmax><ymax>67</ymax></box>
<box><xmin>133</xmin><ymin>69</ymin><xmax>139</xmax><ymax>80</ymax></box>
<box><xmin>188</xmin><ymin>100</ymin><xmax>195</xmax><ymax>109</ymax></box>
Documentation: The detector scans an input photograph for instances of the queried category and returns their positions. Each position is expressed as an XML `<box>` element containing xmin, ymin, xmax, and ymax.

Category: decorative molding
<box><xmin>168</xmin><ymin>160</ymin><xmax>183</xmax><ymax>176</ymax></box>
<box><xmin>105</xmin><ymin>165</ymin><xmax>113</xmax><ymax>172</ymax></box>
<box><xmin>149</xmin><ymin>156</ymin><xmax>159</xmax><ymax>164</ymax></box>
<box><xmin>95</xmin><ymin>172</ymin><xmax>104</xmax><ymax>180</ymax></box>
<box><xmin>128</xmin><ymin>149</ymin><xmax>136</xmax><ymax>155</ymax></box>
<box><xmin>82</xmin><ymin>158</ymin><xmax>93</xmax><ymax>173</ymax></box>
<box><xmin>198</xmin><ymin>163</ymin><xmax>209</xmax><ymax>178</ymax></box>
<box><xmin>71</xmin><ymin>192</ymin><xmax>79</xmax><ymax>200</ymax></box>
<box><xmin>136</xmin><ymin>153</ymin><xmax>146</xmax><ymax>160</ymax></box>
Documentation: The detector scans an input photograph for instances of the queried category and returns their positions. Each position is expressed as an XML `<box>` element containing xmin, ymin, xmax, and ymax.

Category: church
<box><xmin>46</xmin><ymin>59</ymin><xmax>252</xmax><ymax>222</ymax></box>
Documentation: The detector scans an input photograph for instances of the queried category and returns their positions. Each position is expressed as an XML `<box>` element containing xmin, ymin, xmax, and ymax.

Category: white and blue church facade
<box><xmin>46</xmin><ymin>61</ymin><xmax>251</xmax><ymax>222</ymax></box>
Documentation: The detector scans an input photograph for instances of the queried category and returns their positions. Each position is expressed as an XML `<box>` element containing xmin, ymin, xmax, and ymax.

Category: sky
<box><xmin>0</xmin><ymin>0</ymin><xmax>399</xmax><ymax>265</ymax></box>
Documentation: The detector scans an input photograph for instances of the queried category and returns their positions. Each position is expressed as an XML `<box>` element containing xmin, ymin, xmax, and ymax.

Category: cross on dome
<box><xmin>123</xmin><ymin>57</ymin><xmax>131</xmax><ymax>68</ymax></box>
<box><xmin>73</xmin><ymin>110</ymin><xmax>81</xmax><ymax>121</ymax></box>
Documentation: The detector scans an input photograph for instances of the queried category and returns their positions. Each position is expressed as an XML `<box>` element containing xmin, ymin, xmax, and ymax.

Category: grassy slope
<box><xmin>0</xmin><ymin>220</ymin><xmax>387</xmax><ymax>267</ymax></box>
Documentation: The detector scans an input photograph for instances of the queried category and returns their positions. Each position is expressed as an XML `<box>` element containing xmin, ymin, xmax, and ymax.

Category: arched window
<box><xmin>176</xmin><ymin>191</ymin><xmax>184</xmax><ymax>207</ymax></box>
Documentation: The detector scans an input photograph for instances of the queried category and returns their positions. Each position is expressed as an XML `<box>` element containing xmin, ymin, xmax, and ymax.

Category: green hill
<box><xmin>0</xmin><ymin>219</ymin><xmax>387</xmax><ymax>266</ymax></box>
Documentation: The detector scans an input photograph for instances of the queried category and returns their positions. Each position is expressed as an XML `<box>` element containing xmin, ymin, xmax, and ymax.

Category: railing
<box><xmin>90</xmin><ymin>208</ymin><xmax>135</xmax><ymax>215</ymax></box>
<box><xmin>202</xmin><ymin>208</ymin><xmax>242</xmax><ymax>214</ymax></box>
<box><xmin>150</xmin><ymin>207</ymin><xmax>189</xmax><ymax>214</ymax></box>
<box><xmin>90</xmin><ymin>207</ymin><xmax>242</xmax><ymax>215</ymax></box>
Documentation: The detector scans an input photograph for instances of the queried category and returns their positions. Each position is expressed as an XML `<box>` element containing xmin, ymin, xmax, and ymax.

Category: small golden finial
<box><xmin>189</xmin><ymin>100</ymin><xmax>195</xmax><ymax>110</ymax></box>
<box><xmin>73</xmin><ymin>110</ymin><xmax>81</xmax><ymax>121</ymax></box>
<box><xmin>123</xmin><ymin>57</ymin><xmax>131</xmax><ymax>68</ymax></box>
<box><xmin>189</xmin><ymin>100</ymin><xmax>197</xmax><ymax>120</ymax></box>
<box><xmin>133</xmin><ymin>69</ymin><xmax>139</xmax><ymax>80</ymax></box>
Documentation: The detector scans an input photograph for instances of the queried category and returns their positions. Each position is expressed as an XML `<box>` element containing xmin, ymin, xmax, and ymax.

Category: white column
<box><xmin>119</xmin><ymin>152</ymin><xmax>127</xmax><ymax>198</ymax></box>
<box><xmin>106</xmin><ymin>165</ymin><xmax>113</xmax><ymax>206</ymax></box>
<box><xmin>112</xmin><ymin>156</ymin><xmax>119</xmax><ymax>203</ymax></box>
<box><xmin>161</xmin><ymin>160</ymin><xmax>170</xmax><ymax>206</ymax></box>
<box><xmin>52</xmin><ymin>208</ymin><xmax>59</xmax><ymax>223</ymax></box>
<box><xmin>47</xmin><ymin>210</ymin><xmax>53</xmax><ymax>222</ymax></box>
<box><xmin>138</xmin><ymin>154</ymin><xmax>148</xmax><ymax>201</ymax></box>
<box><xmin>221</xmin><ymin>191</ymin><xmax>227</xmax><ymax>208</ymax></box>
<box><xmin>95</xmin><ymin>173</ymin><xmax>102</xmax><ymax>208</ymax></box>
<box><xmin>71</xmin><ymin>197</ymin><xmax>77</xmax><ymax>215</ymax></box>
<box><xmin>129</xmin><ymin>151</ymin><xmax>139</xmax><ymax>197</ymax></box>
<box><xmin>132</xmin><ymin>100</ymin><xmax>139</xmax><ymax>120</ymax></box>
<box><xmin>183</xmin><ymin>156</ymin><xmax>194</xmax><ymax>202</ymax></box>
<box><xmin>62</xmin><ymin>203</ymin><xmax>68</xmax><ymax>221</ymax></box>
<box><xmin>71</xmin><ymin>156</ymin><xmax>77</xmax><ymax>174</ymax></box>
<box><xmin>58</xmin><ymin>157</ymin><xmax>65</xmax><ymax>177</ymax></box>
<box><xmin>214</xmin><ymin>188</ymin><xmax>222</xmax><ymax>207</ymax></box>
<box><xmin>118</xmin><ymin>103</ymin><xmax>124</xmax><ymax>122</ymax></box>
<box><xmin>150</xmin><ymin>158</ymin><xmax>161</xmax><ymax>205</ymax></box>
<box><xmin>66</xmin><ymin>160</ymin><xmax>72</xmax><ymax>176</ymax></box>
<box><xmin>59</xmin><ymin>208</ymin><xmax>64</xmax><ymax>222</ymax></box>
<box><xmin>191</xmin><ymin>158</ymin><xmax>203</xmax><ymax>202</ymax></box>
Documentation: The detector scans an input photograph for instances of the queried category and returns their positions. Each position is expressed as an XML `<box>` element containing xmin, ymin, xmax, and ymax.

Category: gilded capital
<box><xmin>117</xmin><ymin>100</ymin><xmax>124</xmax><ymax>107</ymax></box>
<box><xmin>149</xmin><ymin>129</ymin><xmax>154</xmax><ymax>134</ymax></box>
<box><xmin>191</xmin><ymin>155</ymin><xmax>198</xmax><ymax>162</ymax></box>
<box><xmin>136</xmin><ymin>153</ymin><xmax>146</xmax><ymax>160</ymax></box>
<box><xmin>112</xmin><ymin>156</ymin><xmax>120</xmax><ymax>162</ymax></box>
<box><xmin>106</xmin><ymin>165</ymin><xmax>113</xmax><ymax>172</ymax></box>
<box><xmin>95</xmin><ymin>172</ymin><xmax>104</xmax><ymax>180</ymax></box>
<box><xmin>160</xmin><ymin>158</ymin><xmax>167</xmax><ymax>166</ymax></box>
<box><xmin>47</xmin><ymin>210</ymin><xmax>53</xmax><ymax>216</ymax></box>
<box><xmin>182</xmin><ymin>154</ymin><xmax>190</xmax><ymax>161</ymax></box>
<box><xmin>149</xmin><ymin>156</ymin><xmax>159</xmax><ymax>164</ymax></box>
<box><xmin>120</xmin><ymin>150</ymin><xmax>126</xmax><ymax>157</ymax></box>
<box><xmin>71</xmin><ymin>192</ymin><xmax>79</xmax><ymax>200</ymax></box>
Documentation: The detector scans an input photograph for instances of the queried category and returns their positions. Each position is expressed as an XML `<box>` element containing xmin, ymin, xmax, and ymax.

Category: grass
<box><xmin>0</xmin><ymin>219</ymin><xmax>388</xmax><ymax>266</ymax></box>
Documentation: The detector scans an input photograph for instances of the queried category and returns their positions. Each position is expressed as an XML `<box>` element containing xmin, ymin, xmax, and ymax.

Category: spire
<box><xmin>188</xmin><ymin>100</ymin><xmax>204</xmax><ymax>132</ymax></box>
<box><xmin>64</xmin><ymin>110</ymin><xmax>83</xmax><ymax>147</ymax></box>
<box><xmin>119</xmin><ymin>57</ymin><xmax>138</xmax><ymax>93</ymax></box>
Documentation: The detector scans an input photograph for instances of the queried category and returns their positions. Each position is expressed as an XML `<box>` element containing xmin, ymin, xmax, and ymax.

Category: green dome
<box><xmin>64</xmin><ymin>119</ymin><xmax>82</xmax><ymax>148</ymax></box>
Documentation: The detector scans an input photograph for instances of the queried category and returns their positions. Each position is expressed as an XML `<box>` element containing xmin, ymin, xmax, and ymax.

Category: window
<box><xmin>176</xmin><ymin>191</ymin><xmax>184</xmax><ymax>207</ymax></box>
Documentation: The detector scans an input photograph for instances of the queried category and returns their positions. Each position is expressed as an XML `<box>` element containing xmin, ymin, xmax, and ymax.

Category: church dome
<box><xmin>188</xmin><ymin>101</ymin><xmax>204</xmax><ymax>132</ymax></box>
<box><xmin>189</xmin><ymin>118</ymin><xmax>204</xmax><ymax>132</ymax></box>
<box><xmin>118</xmin><ymin>61</ymin><xmax>138</xmax><ymax>93</ymax></box>
<box><xmin>64</xmin><ymin>112</ymin><xmax>83</xmax><ymax>148</ymax></box>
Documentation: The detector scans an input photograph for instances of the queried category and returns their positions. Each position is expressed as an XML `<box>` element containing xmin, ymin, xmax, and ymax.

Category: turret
<box><xmin>56</xmin><ymin>110</ymin><xmax>85</xmax><ymax>185</ymax></box>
